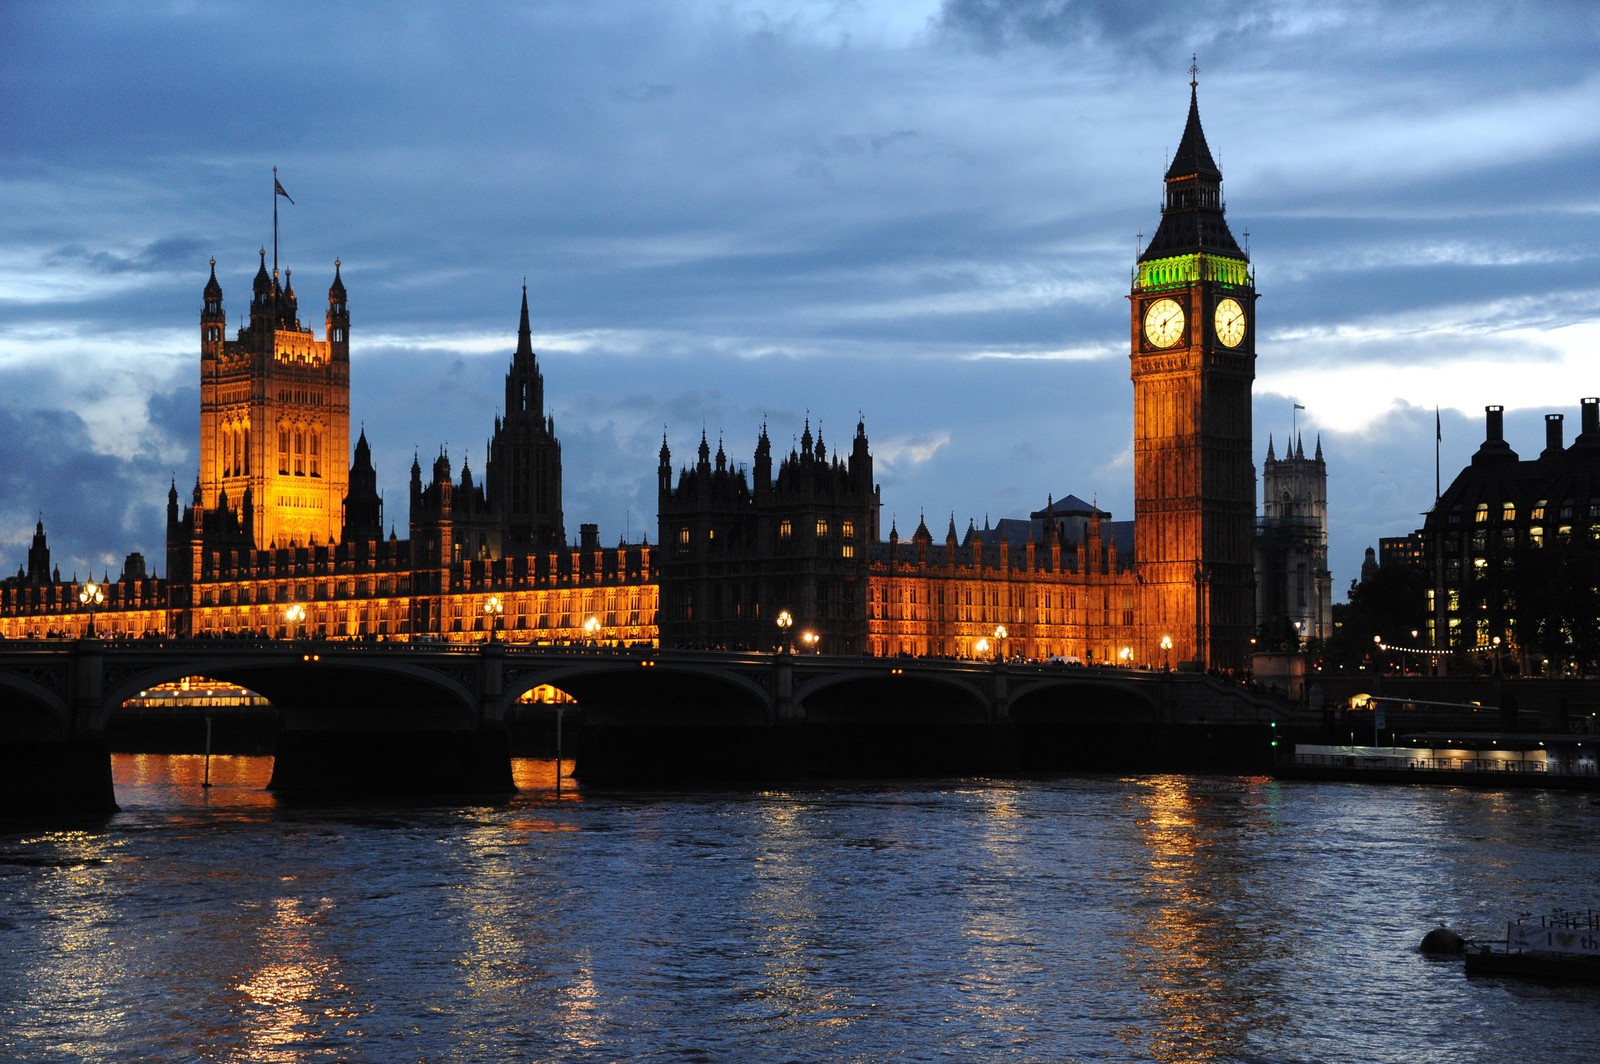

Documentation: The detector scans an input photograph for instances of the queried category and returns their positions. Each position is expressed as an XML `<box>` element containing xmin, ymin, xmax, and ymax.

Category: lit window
<box><xmin>1474</xmin><ymin>504</ymin><xmax>1488</xmax><ymax>524</ymax></box>
<box><xmin>842</xmin><ymin>520</ymin><xmax>855</xmax><ymax>539</ymax></box>
<box><xmin>816</xmin><ymin>519</ymin><xmax>829</xmax><ymax>538</ymax></box>
<box><xmin>842</xmin><ymin>544</ymin><xmax>854</xmax><ymax>559</ymax></box>
<box><xmin>677</xmin><ymin>526</ymin><xmax>690</xmax><ymax>546</ymax></box>
<box><xmin>779</xmin><ymin>520</ymin><xmax>792</xmax><ymax>539</ymax></box>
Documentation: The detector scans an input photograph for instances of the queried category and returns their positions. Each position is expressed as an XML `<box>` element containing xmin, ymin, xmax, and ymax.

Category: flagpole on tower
<box><xmin>1440</xmin><ymin>406</ymin><xmax>1452</xmax><ymax>505</ymax></box>
<box><xmin>272</xmin><ymin>167</ymin><xmax>294</xmax><ymax>279</ymax></box>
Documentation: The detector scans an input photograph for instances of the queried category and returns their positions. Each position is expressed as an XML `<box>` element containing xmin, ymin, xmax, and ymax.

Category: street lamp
<box><xmin>801</xmin><ymin>629</ymin><xmax>819</xmax><ymax>654</ymax></box>
<box><xmin>78</xmin><ymin>579</ymin><xmax>104</xmax><ymax>637</ymax></box>
<box><xmin>1492</xmin><ymin>635</ymin><xmax>1502</xmax><ymax>676</ymax></box>
<box><xmin>994</xmin><ymin>624</ymin><xmax>1007</xmax><ymax>663</ymax></box>
<box><xmin>1293</xmin><ymin>619</ymin><xmax>1303</xmax><ymax>650</ymax></box>
<box><xmin>1119</xmin><ymin>645</ymin><xmax>1133</xmax><ymax>667</ymax></box>
<box><xmin>285</xmin><ymin>602</ymin><xmax>306</xmax><ymax>640</ymax></box>
<box><xmin>484</xmin><ymin>595</ymin><xmax>503</xmax><ymax>642</ymax></box>
<box><xmin>975</xmin><ymin>637</ymin><xmax>989</xmax><ymax>659</ymax></box>
<box><xmin>776</xmin><ymin>608</ymin><xmax>793</xmax><ymax>653</ymax></box>
<box><xmin>1160</xmin><ymin>634</ymin><xmax>1173</xmax><ymax>671</ymax></box>
<box><xmin>584</xmin><ymin>615</ymin><xmax>600</xmax><ymax>647</ymax></box>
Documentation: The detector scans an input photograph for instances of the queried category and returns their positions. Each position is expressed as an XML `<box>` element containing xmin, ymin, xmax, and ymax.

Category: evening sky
<box><xmin>2</xmin><ymin>1</ymin><xmax>1597</xmax><ymax>592</ymax></box>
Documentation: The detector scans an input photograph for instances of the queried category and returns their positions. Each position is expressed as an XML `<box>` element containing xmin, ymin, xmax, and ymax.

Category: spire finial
<box><xmin>1189</xmin><ymin>54</ymin><xmax>1200</xmax><ymax>90</ymax></box>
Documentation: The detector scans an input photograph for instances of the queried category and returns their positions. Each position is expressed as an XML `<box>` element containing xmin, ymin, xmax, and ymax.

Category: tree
<box><xmin>1326</xmin><ymin>561</ymin><xmax>1429</xmax><ymax>670</ymax></box>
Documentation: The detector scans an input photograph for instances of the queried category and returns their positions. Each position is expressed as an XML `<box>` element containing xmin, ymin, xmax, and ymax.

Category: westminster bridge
<box><xmin>0</xmin><ymin>639</ymin><xmax>1292</xmax><ymax>814</ymax></box>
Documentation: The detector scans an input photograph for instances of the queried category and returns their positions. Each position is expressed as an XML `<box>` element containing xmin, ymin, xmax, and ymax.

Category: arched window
<box><xmin>278</xmin><ymin>426</ymin><xmax>290</xmax><ymax>474</ymax></box>
<box><xmin>293</xmin><ymin>428</ymin><xmax>305</xmax><ymax>476</ymax></box>
<box><xmin>309</xmin><ymin>430</ymin><xmax>321</xmax><ymax>477</ymax></box>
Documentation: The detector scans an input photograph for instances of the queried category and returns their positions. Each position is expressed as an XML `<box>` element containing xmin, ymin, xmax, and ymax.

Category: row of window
<box><xmin>1452</xmin><ymin>500</ymin><xmax>1600</xmax><ymax>525</ymax></box>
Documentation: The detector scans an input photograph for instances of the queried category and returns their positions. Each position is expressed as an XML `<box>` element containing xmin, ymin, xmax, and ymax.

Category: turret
<box><xmin>249</xmin><ymin>249</ymin><xmax>272</xmax><ymax>333</ymax></box>
<box><xmin>753</xmin><ymin>422</ymin><xmax>772</xmax><ymax>493</ymax></box>
<box><xmin>343</xmin><ymin>428</ymin><xmax>383</xmax><ymax>542</ymax></box>
<box><xmin>26</xmin><ymin>519</ymin><xmax>50</xmax><ymax>584</ymax></box>
<box><xmin>326</xmin><ymin>259</ymin><xmax>349</xmax><ymax>359</ymax></box>
<box><xmin>201</xmin><ymin>258</ymin><xmax>225</xmax><ymax>359</ymax></box>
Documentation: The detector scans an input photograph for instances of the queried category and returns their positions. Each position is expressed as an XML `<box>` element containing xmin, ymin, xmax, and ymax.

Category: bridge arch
<box><xmin>795</xmin><ymin>670</ymin><xmax>990</xmax><ymax>724</ymax></box>
<box><xmin>0</xmin><ymin>668</ymin><xmax>70</xmax><ymax>741</ymax></box>
<box><xmin>100</xmin><ymin>654</ymin><xmax>481</xmax><ymax>732</ymax></box>
<box><xmin>1007</xmin><ymin>676</ymin><xmax>1161</xmax><ymax>723</ymax></box>
<box><xmin>502</xmin><ymin>659</ymin><xmax>773</xmax><ymax>725</ymax></box>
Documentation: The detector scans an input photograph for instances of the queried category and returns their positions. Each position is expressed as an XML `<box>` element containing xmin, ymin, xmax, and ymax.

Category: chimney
<box><xmin>1583</xmin><ymin>397</ymin><xmax>1600</xmax><ymax>437</ymax></box>
<box><xmin>580</xmin><ymin>522</ymin><xmax>600</xmax><ymax>551</ymax></box>
<box><xmin>1542</xmin><ymin>413</ymin><xmax>1564</xmax><ymax>458</ymax></box>
<box><xmin>1471</xmin><ymin>404</ymin><xmax>1517</xmax><ymax>466</ymax></box>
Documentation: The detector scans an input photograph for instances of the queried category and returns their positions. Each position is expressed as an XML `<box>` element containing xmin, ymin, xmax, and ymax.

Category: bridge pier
<box><xmin>0</xmin><ymin>639</ymin><xmax>118</xmax><ymax>818</ymax></box>
<box><xmin>0</xmin><ymin>737</ymin><xmax>117</xmax><ymax>817</ymax></box>
<box><xmin>269</xmin><ymin>723</ymin><xmax>515</xmax><ymax>796</ymax></box>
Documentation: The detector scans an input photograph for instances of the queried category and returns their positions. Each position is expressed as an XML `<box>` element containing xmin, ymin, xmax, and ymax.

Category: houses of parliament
<box><xmin>1</xmin><ymin>83</ymin><xmax>1329</xmax><ymax>672</ymax></box>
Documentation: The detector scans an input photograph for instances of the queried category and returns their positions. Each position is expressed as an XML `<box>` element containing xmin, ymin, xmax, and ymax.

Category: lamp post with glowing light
<box><xmin>776</xmin><ymin>609</ymin><xmax>793</xmax><ymax>653</ymax></box>
<box><xmin>79</xmin><ymin>579</ymin><xmax>104</xmax><ymax>638</ymax></box>
<box><xmin>584</xmin><ymin>615</ymin><xmax>600</xmax><ymax>647</ymax></box>
<box><xmin>993</xmin><ymin>625</ymin><xmax>1007</xmax><ymax>663</ymax></box>
<box><xmin>1119</xmin><ymin>645</ymin><xmax>1133</xmax><ymax>668</ymax></box>
<box><xmin>801</xmin><ymin>629</ymin><xmax>819</xmax><ymax>654</ymax></box>
<box><xmin>1160</xmin><ymin>634</ymin><xmax>1173</xmax><ymax>671</ymax></box>
<box><xmin>1492</xmin><ymin>635</ymin><xmax>1502</xmax><ymax>676</ymax></box>
<box><xmin>285</xmin><ymin>602</ymin><xmax>306</xmax><ymax>640</ymax></box>
<box><xmin>484</xmin><ymin>595</ymin><xmax>504</xmax><ymax>642</ymax></box>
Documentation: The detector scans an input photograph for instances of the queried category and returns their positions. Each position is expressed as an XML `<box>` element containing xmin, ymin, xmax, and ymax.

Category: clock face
<box><xmin>1214</xmin><ymin>297</ymin><xmax>1247</xmax><ymax>348</ymax></box>
<box><xmin>1143</xmin><ymin>298</ymin><xmax>1185</xmax><ymax>348</ymax></box>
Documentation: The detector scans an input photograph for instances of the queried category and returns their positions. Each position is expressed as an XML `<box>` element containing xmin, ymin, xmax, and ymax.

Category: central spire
<box><xmin>1140</xmin><ymin>61</ymin><xmax>1242</xmax><ymax>263</ymax></box>
<box><xmin>516</xmin><ymin>282</ymin><xmax>534</xmax><ymax>365</ymax></box>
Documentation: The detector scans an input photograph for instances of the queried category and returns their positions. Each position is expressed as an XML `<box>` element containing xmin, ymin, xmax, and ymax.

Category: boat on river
<box><xmin>1465</xmin><ymin>908</ymin><xmax>1600</xmax><ymax>983</ymax></box>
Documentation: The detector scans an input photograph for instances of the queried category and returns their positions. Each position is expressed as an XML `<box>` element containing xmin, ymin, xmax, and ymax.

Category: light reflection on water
<box><xmin>1</xmin><ymin>758</ymin><xmax>1596</xmax><ymax>1062</ymax></box>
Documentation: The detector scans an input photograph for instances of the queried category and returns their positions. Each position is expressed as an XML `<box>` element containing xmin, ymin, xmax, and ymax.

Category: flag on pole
<box><xmin>274</xmin><ymin>178</ymin><xmax>294</xmax><ymax>204</ymax></box>
<box><xmin>1293</xmin><ymin>403</ymin><xmax>1305</xmax><ymax>411</ymax></box>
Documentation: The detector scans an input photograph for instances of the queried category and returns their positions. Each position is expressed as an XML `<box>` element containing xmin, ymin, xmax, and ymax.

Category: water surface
<box><xmin>2</xmin><ymin>756</ymin><xmax>1596</xmax><ymax>1061</ymax></box>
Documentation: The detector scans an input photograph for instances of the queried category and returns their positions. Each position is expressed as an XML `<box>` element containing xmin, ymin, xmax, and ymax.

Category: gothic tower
<box><xmin>485</xmin><ymin>286</ymin><xmax>565</xmax><ymax>551</ymax></box>
<box><xmin>198</xmin><ymin>253</ymin><xmax>351</xmax><ymax>548</ymax></box>
<box><xmin>1130</xmin><ymin>70</ymin><xmax>1257</xmax><ymax>670</ymax></box>
<box><xmin>1256</xmin><ymin>434</ymin><xmax>1332</xmax><ymax>646</ymax></box>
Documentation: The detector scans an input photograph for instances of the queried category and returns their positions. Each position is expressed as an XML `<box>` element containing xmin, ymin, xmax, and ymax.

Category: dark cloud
<box><xmin>935</xmin><ymin>0</ymin><xmax>1274</xmax><ymax>56</ymax></box>
<box><xmin>0</xmin><ymin>402</ymin><xmax>165</xmax><ymax>578</ymax></box>
<box><xmin>44</xmin><ymin>235</ymin><xmax>208</xmax><ymax>276</ymax></box>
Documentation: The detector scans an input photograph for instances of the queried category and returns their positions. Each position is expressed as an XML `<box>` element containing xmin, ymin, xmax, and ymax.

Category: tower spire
<box><xmin>517</xmin><ymin>281</ymin><xmax>533</xmax><ymax>362</ymax></box>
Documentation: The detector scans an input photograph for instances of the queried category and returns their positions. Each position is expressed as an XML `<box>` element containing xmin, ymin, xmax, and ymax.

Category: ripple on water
<box><xmin>1</xmin><ymin>761</ymin><xmax>1597</xmax><ymax>1062</ymax></box>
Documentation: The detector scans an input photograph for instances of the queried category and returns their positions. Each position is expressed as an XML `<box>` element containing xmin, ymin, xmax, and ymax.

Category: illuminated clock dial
<box><xmin>1143</xmin><ymin>298</ymin><xmax>1185</xmax><ymax>348</ymax></box>
<box><xmin>1214</xmin><ymin>297</ymin><xmax>1246</xmax><ymax>348</ymax></box>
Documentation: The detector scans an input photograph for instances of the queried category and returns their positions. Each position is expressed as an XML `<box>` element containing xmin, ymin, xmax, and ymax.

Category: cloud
<box><xmin>1</xmin><ymin>0</ymin><xmax>1596</xmax><ymax>597</ymax></box>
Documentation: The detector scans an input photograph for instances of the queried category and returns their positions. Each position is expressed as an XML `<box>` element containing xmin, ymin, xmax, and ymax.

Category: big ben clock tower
<box><xmin>1131</xmin><ymin>66</ymin><xmax>1257</xmax><ymax>670</ymax></box>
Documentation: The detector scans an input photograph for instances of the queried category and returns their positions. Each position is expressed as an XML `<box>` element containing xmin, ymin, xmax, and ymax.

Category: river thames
<box><xmin>2</xmin><ymin>756</ymin><xmax>1596</xmax><ymax>1062</ymax></box>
